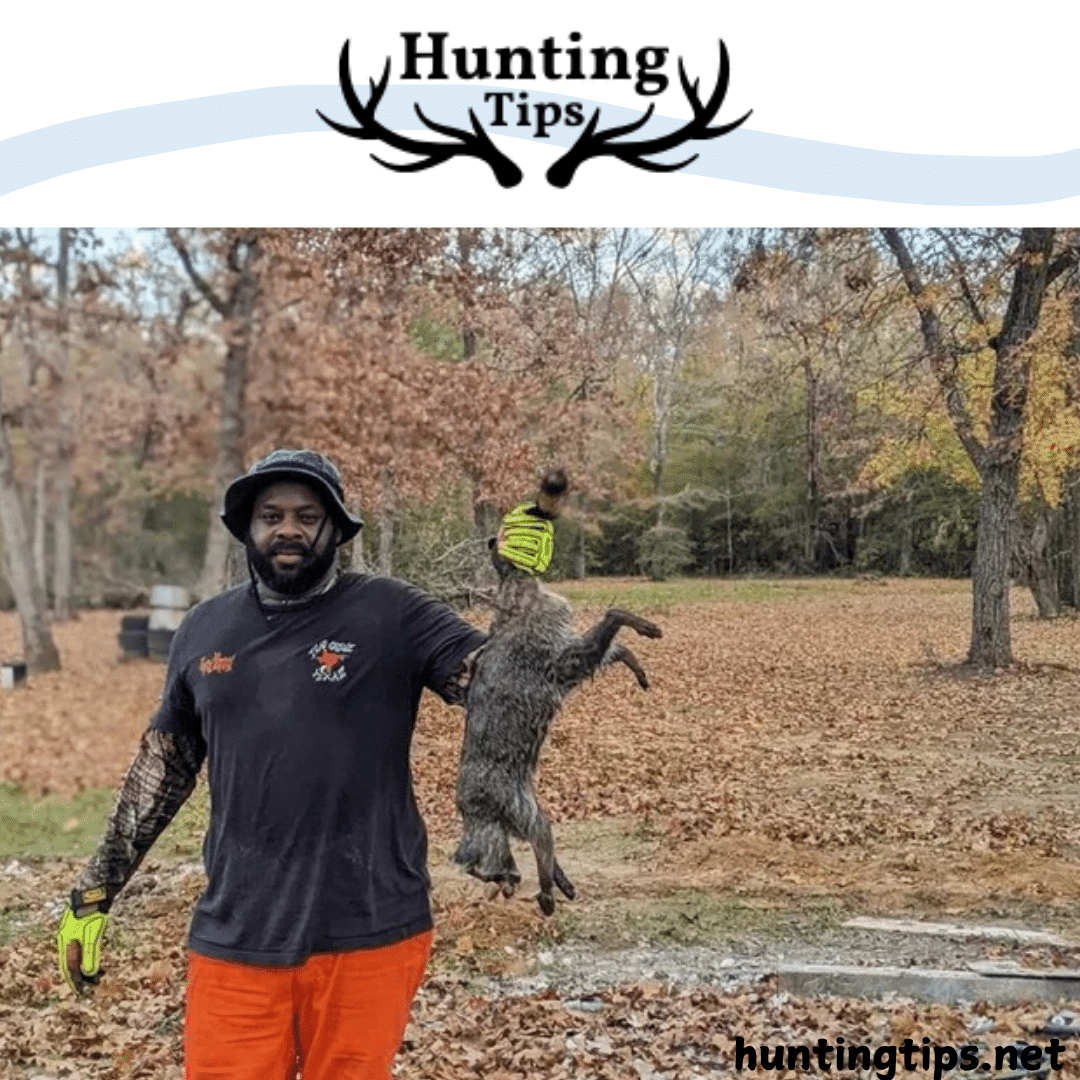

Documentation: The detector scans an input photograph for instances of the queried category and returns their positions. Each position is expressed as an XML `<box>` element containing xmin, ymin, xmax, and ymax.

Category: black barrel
<box><xmin>147</xmin><ymin>628</ymin><xmax>175</xmax><ymax>662</ymax></box>
<box><xmin>148</xmin><ymin>585</ymin><xmax>190</xmax><ymax>663</ymax></box>
<box><xmin>118</xmin><ymin>615</ymin><xmax>150</xmax><ymax>659</ymax></box>
<box><xmin>1</xmin><ymin>661</ymin><xmax>27</xmax><ymax>689</ymax></box>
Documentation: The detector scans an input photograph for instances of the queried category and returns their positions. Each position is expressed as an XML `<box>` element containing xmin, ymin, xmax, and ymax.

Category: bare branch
<box><xmin>934</xmin><ymin>228</ymin><xmax>987</xmax><ymax>327</ymax></box>
<box><xmin>1046</xmin><ymin>243</ymin><xmax>1079</xmax><ymax>286</ymax></box>
<box><xmin>166</xmin><ymin>229</ymin><xmax>228</xmax><ymax>317</ymax></box>
<box><xmin>879</xmin><ymin>227</ymin><xmax>985</xmax><ymax>471</ymax></box>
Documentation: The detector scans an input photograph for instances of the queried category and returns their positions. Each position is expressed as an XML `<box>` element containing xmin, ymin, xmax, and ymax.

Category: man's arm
<box><xmin>395</xmin><ymin>578</ymin><xmax>487</xmax><ymax>705</ymax></box>
<box><xmin>437</xmin><ymin>645</ymin><xmax>485</xmax><ymax>707</ymax></box>
<box><xmin>80</xmin><ymin>602</ymin><xmax>206</xmax><ymax>911</ymax></box>
<box><xmin>59</xmin><ymin>725</ymin><xmax>205</xmax><ymax>994</ymax></box>
<box><xmin>73</xmin><ymin>726</ymin><xmax>206</xmax><ymax>911</ymax></box>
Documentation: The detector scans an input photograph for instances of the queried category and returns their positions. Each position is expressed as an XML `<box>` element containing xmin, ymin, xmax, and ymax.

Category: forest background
<box><xmin>0</xmin><ymin>226</ymin><xmax>1077</xmax><ymax>673</ymax></box>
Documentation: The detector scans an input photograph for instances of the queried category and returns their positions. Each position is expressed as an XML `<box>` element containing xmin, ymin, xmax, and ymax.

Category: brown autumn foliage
<box><xmin>251</xmin><ymin>229</ymin><xmax>640</xmax><ymax>513</ymax></box>
<box><xmin>4</xmin><ymin>579</ymin><xmax>1080</xmax><ymax>1076</ymax></box>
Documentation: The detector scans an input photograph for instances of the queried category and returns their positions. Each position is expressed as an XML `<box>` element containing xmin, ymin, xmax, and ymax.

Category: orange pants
<box><xmin>184</xmin><ymin>931</ymin><xmax>432</xmax><ymax>1080</ymax></box>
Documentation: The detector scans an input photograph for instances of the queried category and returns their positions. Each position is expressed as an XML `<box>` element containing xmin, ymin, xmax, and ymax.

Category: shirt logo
<box><xmin>309</xmin><ymin>639</ymin><xmax>356</xmax><ymax>683</ymax></box>
<box><xmin>199</xmin><ymin>652</ymin><xmax>235</xmax><ymax>675</ymax></box>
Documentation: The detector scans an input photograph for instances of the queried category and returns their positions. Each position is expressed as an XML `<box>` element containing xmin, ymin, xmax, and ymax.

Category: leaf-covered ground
<box><xmin>3</xmin><ymin>578</ymin><xmax>1080</xmax><ymax>1077</ymax></box>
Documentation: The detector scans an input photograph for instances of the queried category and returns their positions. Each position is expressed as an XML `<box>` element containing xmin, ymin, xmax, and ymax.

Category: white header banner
<box><xmin>0</xmin><ymin>0</ymin><xmax>1076</xmax><ymax>224</ymax></box>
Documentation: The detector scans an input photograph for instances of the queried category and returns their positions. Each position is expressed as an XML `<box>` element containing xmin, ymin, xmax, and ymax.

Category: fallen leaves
<box><xmin>4</xmin><ymin>580</ymin><xmax>1080</xmax><ymax>1076</ymax></box>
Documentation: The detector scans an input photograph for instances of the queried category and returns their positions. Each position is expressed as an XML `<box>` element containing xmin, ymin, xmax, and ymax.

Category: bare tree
<box><xmin>531</xmin><ymin>228</ymin><xmax>655</xmax><ymax>574</ymax></box>
<box><xmin>881</xmin><ymin>227</ymin><xmax>1077</xmax><ymax>667</ymax></box>
<box><xmin>727</xmin><ymin>229</ymin><xmax>894</xmax><ymax>570</ymax></box>
<box><xmin>52</xmin><ymin>226</ymin><xmax>75</xmax><ymax>620</ymax></box>
<box><xmin>0</xmin><ymin>423</ymin><xmax>59</xmax><ymax>671</ymax></box>
<box><xmin>167</xmin><ymin>229</ymin><xmax>262</xmax><ymax>600</ymax></box>
<box><xmin>0</xmin><ymin>240</ymin><xmax>60</xmax><ymax>671</ymax></box>
<box><xmin>626</xmin><ymin>229</ymin><xmax>725</xmax><ymax>514</ymax></box>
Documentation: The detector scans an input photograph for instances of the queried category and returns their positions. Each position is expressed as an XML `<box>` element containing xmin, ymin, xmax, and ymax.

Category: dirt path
<box><xmin>5</xmin><ymin>852</ymin><xmax>1079</xmax><ymax>1079</ymax></box>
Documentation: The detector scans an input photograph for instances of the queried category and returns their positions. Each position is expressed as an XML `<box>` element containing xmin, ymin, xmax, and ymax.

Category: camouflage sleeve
<box><xmin>437</xmin><ymin>646</ymin><xmax>484</xmax><ymax>707</ymax></box>
<box><xmin>73</xmin><ymin>726</ymin><xmax>206</xmax><ymax>911</ymax></box>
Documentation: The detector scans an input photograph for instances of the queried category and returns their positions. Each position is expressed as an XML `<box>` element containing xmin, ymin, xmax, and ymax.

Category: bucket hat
<box><xmin>221</xmin><ymin>449</ymin><xmax>363</xmax><ymax>543</ymax></box>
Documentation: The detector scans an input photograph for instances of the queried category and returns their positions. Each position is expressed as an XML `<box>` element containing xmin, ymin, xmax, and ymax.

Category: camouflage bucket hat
<box><xmin>221</xmin><ymin>449</ymin><xmax>363</xmax><ymax>544</ymax></box>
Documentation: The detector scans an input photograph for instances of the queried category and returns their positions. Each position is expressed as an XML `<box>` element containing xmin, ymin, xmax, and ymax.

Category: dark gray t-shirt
<box><xmin>153</xmin><ymin>572</ymin><xmax>484</xmax><ymax>966</ymax></box>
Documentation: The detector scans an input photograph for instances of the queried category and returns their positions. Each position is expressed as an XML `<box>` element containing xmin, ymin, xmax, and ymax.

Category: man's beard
<box><xmin>246</xmin><ymin>537</ymin><xmax>338</xmax><ymax>597</ymax></box>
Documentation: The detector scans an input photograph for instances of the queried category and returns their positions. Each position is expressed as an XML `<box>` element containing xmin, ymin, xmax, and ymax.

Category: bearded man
<box><xmin>57</xmin><ymin>449</ymin><xmax>486</xmax><ymax>1080</ymax></box>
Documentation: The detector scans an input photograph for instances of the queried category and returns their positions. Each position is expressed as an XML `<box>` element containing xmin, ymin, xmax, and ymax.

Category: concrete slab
<box><xmin>777</xmin><ymin>964</ymin><xmax>1080</xmax><ymax>1005</ymax></box>
<box><xmin>968</xmin><ymin>961</ymin><xmax>1080</xmax><ymax>979</ymax></box>
<box><xmin>842</xmin><ymin>917</ymin><xmax>1072</xmax><ymax>946</ymax></box>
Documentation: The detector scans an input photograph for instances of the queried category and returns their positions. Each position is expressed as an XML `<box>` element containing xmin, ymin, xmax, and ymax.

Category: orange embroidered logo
<box><xmin>308</xmin><ymin>638</ymin><xmax>356</xmax><ymax>683</ymax></box>
<box><xmin>317</xmin><ymin>649</ymin><xmax>343</xmax><ymax>671</ymax></box>
<box><xmin>199</xmin><ymin>652</ymin><xmax>235</xmax><ymax>675</ymax></box>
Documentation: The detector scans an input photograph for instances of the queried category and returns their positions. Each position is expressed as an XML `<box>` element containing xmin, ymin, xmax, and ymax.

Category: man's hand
<box><xmin>57</xmin><ymin>906</ymin><xmax>108</xmax><ymax>995</ymax></box>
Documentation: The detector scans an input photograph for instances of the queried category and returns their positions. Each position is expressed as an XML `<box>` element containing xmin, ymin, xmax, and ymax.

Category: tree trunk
<box><xmin>191</xmin><ymin>235</ymin><xmax>261</xmax><ymax>601</ymax></box>
<box><xmin>223</xmin><ymin>537</ymin><xmax>249</xmax><ymax>588</ymax></box>
<box><xmin>968</xmin><ymin>228</ymin><xmax>1057</xmax><ymax>665</ymax></box>
<box><xmin>650</xmin><ymin>417</ymin><xmax>666</xmax><ymax>506</ymax></box>
<box><xmin>464</xmin><ymin>276</ymin><xmax>496</xmax><ymax>541</ymax></box>
<box><xmin>52</xmin><ymin>226</ymin><xmax>74</xmax><ymax>621</ymax></box>
<box><xmin>345</xmin><ymin>504</ymin><xmax>366</xmax><ymax>571</ymax></box>
<box><xmin>32</xmin><ymin>461</ymin><xmax>47</xmax><ymax>595</ymax></box>
<box><xmin>377</xmin><ymin>466</ymin><xmax>396</xmax><ymax>576</ymax></box>
<box><xmin>0</xmin><ymin>416</ymin><xmax>60</xmax><ymax>673</ymax></box>
<box><xmin>1060</xmin><ymin>289</ymin><xmax>1080</xmax><ymax>609</ymax></box>
<box><xmin>652</xmin><ymin>397</ymin><xmax>669</xmax><ymax>531</ymax></box>
<box><xmin>463</xmin><ymin>327</ymin><xmax>478</xmax><ymax>360</ymax></box>
<box><xmin>898</xmin><ymin>489</ymin><xmax>914</xmax><ymax>576</ymax></box>
<box><xmin>969</xmin><ymin>456</ymin><xmax>1019</xmax><ymax>667</ymax></box>
<box><xmin>723</xmin><ymin>489</ymin><xmax>734</xmax><ymax>574</ymax></box>
<box><xmin>649</xmin><ymin>349</ymin><xmax>673</xmax><ymax>509</ymax></box>
<box><xmin>1058</xmin><ymin>472</ymin><xmax>1080</xmax><ymax>609</ymax></box>
<box><xmin>572</xmin><ymin>525</ymin><xmax>586</xmax><ymax>579</ymax></box>
<box><xmin>802</xmin><ymin>355</ymin><xmax>821</xmax><ymax>571</ymax></box>
<box><xmin>881</xmin><ymin>227</ymin><xmax>1058</xmax><ymax>669</ymax></box>
<box><xmin>1019</xmin><ymin>506</ymin><xmax>1060</xmax><ymax>618</ymax></box>
<box><xmin>198</xmin><ymin>486</ymin><xmax>239</xmax><ymax>600</ymax></box>
<box><xmin>197</xmin><ymin>324</ymin><xmax>255</xmax><ymax>599</ymax></box>
<box><xmin>52</xmin><ymin>445</ymin><xmax>73</xmax><ymax>620</ymax></box>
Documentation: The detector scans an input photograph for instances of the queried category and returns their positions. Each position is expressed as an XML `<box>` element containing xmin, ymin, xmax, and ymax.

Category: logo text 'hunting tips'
<box><xmin>317</xmin><ymin>33</ymin><xmax>752</xmax><ymax>188</ymax></box>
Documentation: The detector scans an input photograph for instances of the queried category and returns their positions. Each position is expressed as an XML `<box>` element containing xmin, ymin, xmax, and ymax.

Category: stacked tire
<box><xmin>118</xmin><ymin>585</ymin><xmax>191</xmax><ymax>663</ymax></box>
<box><xmin>119</xmin><ymin>615</ymin><xmax>150</xmax><ymax>659</ymax></box>
<box><xmin>148</xmin><ymin>585</ymin><xmax>191</xmax><ymax>661</ymax></box>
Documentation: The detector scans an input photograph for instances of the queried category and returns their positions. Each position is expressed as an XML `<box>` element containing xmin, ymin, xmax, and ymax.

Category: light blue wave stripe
<box><xmin>1</xmin><ymin>85</ymin><xmax>1077</xmax><ymax>205</ymax></box>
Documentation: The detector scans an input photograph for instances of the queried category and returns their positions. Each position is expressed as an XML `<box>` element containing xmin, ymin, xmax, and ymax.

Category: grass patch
<box><xmin>558</xmin><ymin>891</ymin><xmax>846</xmax><ymax>949</ymax></box>
<box><xmin>0</xmin><ymin>776</ymin><xmax>210</xmax><ymax>861</ymax></box>
<box><xmin>551</xmin><ymin>576</ymin><xmax>867</xmax><ymax>611</ymax></box>
<box><xmin>0</xmin><ymin>782</ymin><xmax>116</xmax><ymax>858</ymax></box>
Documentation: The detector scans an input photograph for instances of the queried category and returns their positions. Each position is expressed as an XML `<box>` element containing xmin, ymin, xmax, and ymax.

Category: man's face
<box><xmin>246</xmin><ymin>481</ymin><xmax>338</xmax><ymax>595</ymax></box>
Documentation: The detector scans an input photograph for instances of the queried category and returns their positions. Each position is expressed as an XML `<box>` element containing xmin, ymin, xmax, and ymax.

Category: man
<box><xmin>57</xmin><ymin>449</ymin><xmax>487</xmax><ymax>1080</ymax></box>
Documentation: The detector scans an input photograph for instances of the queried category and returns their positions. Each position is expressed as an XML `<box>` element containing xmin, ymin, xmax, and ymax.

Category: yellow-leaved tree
<box><xmin>878</xmin><ymin>228</ymin><xmax>1079</xmax><ymax>664</ymax></box>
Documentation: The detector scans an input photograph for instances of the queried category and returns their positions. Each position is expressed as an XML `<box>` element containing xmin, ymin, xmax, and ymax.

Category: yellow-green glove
<box><xmin>497</xmin><ymin>503</ymin><xmax>555</xmax><ymax>575</ymax></box>
<box><xmin>57</xmin><ymin>901</ymin><xmax>108</xmax><ymax>995</ymax></box>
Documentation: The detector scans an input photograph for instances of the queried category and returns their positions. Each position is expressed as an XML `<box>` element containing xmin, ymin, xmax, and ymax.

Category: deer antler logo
<box><xmin>317</xmin><ymin>40</ymin><xmax>524</xmax><ymax>189</ymax></box>
<box><xmin>318</xmin><ymin>38</ymin><xmax>750</xmax><ymax>190</ymax></box>
<box><xmin>546</xmin><ymin>41</ymin><xmax>752</xmax><ymax>188</ymax></box>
